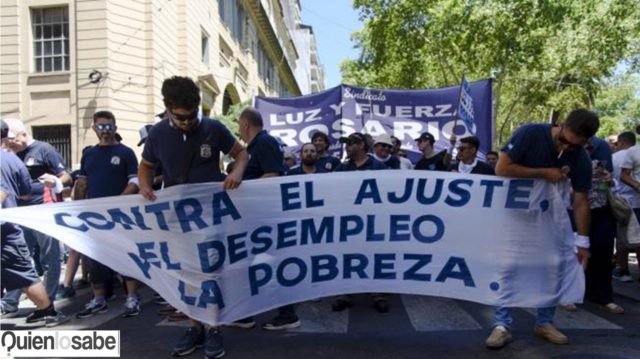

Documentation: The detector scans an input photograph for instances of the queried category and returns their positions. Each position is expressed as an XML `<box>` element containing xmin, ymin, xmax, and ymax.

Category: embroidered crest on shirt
<box><xmin>325</xmin><ymin>163</ymin><xmax>333</xmax><ymax>170</ymax></box>
<box><xmin>110</xmin><ymin>156</ymin><xmax>121</xmax><ymax>165</ymax></box>
<box><xmin>25</xmin><ymin>157</ymin><xmax>36</xmax><ymax>166</ymax></box>
<box><xmin>200</xmin><ymin>144</ymin><xmax>212</xmax><ymax>158</ymax></box>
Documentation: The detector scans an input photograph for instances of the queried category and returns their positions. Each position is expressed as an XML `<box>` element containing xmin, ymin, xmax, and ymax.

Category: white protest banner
<box><xmin>0</xmin><ymin>171</ymin><xmax>584</xmax><ymax>326</ymax></box>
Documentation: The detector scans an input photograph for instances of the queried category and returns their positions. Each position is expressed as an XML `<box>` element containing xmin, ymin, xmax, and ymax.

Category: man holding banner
<box><xmin>486</xmin><ymin>109</ymin><xmax>599</xmax><ymax>349</ymax></box>
<box><xmin>138</xmin><ymin>76</ymin><xmax>249</xmax><ymax>359</ymax></box>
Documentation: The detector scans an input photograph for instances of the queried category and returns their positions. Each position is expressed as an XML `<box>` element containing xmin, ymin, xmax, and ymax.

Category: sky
<box><xmin>300</xmin><ymin>0</ymin><xmax>362</xmax><ymax>89</ymax></box>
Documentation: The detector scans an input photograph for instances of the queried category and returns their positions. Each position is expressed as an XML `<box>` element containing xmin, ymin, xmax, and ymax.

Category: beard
<box><xmin>302</xmin><ymin>157</ymin><xmax>316</xmax><ymax>166</ymax></box>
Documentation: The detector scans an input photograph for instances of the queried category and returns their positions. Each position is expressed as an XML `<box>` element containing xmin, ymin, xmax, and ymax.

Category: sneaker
<box><xmin>1</xmin><ymin>304</ymin><xmax>18</xmax><ymax>319</ymax></box>
<box><xmin>76</xmin><ymin>299</ymin><xmax>108</xmax><ymax>319</ymax></box>
<box><xmin>204</xmin><ymin>328</ymin><xmax>226</xmax><ymax>359</ymax></box>
<box><xmin>25</xmin><ymin>308</ymin><xmax>48</xmax><ymax>323</ymax></box>
<box><xmin>612</xmin><ymin>268</ymin><xmax>633</xmax><ymax>283</ymax></box>
<box><xmin>485</xmin><ymin>326</ymin><xmax>512</xmax><ymax>349</ymax></box>
<box><xmin>331</xmin><ymin>299</ymin><xmax>351</xmax><ymax>312</ymax></box>
<box><xmin>373</xmin><ymin>299</ymin><xmax>389</xmax><ymax>313</ymax></box>
<box><xmin>154</xmin><ymin>293</ymin><xmax>168</xmax><ymax>305</ymax></box>
<box><xmin>122</xmin><ymin>296</ymin><xmax>141</xmax><ymax>318</ymax></box>
<box><xmin>534</xmin><ymin>324</ymin><xmax>569</xmax><ymax>345</ymax></box>
<box><xmin>226</xmin><ymin>317</ymin><xmax>256</xmax><ymax>329</ymax></box>
<box><xmin>262</xmin><ymin>315</ymin><xmax>301</xmax><ymax>331</ymax></box>
<box><xmin>57</xmin><ymin>285</ymin><xmax>76</xmax><ymax>299</ymax></box>
<box><xmin>172</xmin><ymin>326</ymin><xmax>204</xmax><ymax>357</ymax></box>
<box><xmin>45</xmin><ymin>311</ymin><xmax>71</xmax><ymax>327</ymax></box>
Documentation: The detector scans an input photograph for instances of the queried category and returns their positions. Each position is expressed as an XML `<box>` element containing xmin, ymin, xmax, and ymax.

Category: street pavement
<box><xmin>2</xmin><ymin>261</ymin><xmax>640</xmax><ymax>359</ymax></box>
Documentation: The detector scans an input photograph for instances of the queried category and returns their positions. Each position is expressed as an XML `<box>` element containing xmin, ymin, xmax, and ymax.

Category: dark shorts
<box><xmin>1</xmin><ymin>238</ymin><xmax>40</xmax><ymax>291</ymax></box>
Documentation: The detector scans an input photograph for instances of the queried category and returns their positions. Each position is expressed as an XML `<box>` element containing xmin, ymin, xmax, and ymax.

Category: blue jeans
<box><xmin>1</xmin><ymin>228</ymin><xmax>60</xmax><ymax>309</ymax></box>
<box><xmin>494</xmin><ymin>306</ymin><xmax>555</xmax><ymax>329</ymax></box>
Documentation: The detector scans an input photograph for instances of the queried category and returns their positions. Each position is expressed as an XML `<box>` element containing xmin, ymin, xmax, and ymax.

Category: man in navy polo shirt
<box><xmin>448</xmin><ymin>136</ymin><xmax>494</xmax><ymax>175</ymax></box>
<box><xmin>312</xmin><ymin>130</ymin><xmax>341</xmax><ymax>172</ymax></box>
<box><xmin>139</xmin><ymin>76</ymin><xmax>248</xmax><ymax>359</ymax></box>
<box><xmin>1</xmin><ymin>118</ymin><xmax>71</xmax><ymax>316</ymax></box>
<box><xmin>414</xmin><ymin>131</ymin><xmax>456</xmax><ymax>171</ymax></box>
<box><xmin>239</xmin><ymin>107</ymin><xmax>286</xmax><ymax>180</ymax></box>
<box><xmin>0</xmin><ymin>119</ymin><xmax>69</xmax><ymax>327</ymax></box>
<box><xmin>287</xmin><ymin>143</ymin><xmax>327</xmax><ymax>175</ymax></box>
<box><xmin>485</xmin><ymin>109</ymin><xmax>598</xmax><ymax>349</ymax></box>
<box><xmin>73</xmin><ymin>111</ymin><xmax>142</xmax><ymax>320</ymax></box>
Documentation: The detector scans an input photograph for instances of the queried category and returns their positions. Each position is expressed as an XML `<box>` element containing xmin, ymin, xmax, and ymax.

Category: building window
<box><xmin>201</xmin><ymin>31</ymin><xmax>210</xmax><ymax>65</ymax></box>
<box><xmin>31</xmin><ymin>7</ymin><xmax>69</xmax><ymax>73</ymax></box>
<box><xmin>218</xmin><ymin>0</ymin><xmax>245</xmax><ymax>45</ymax></box>
<box><xmin>31</xmin><ymin>125</ymin><xmax>71</xmax><ymax>166</ymax></box>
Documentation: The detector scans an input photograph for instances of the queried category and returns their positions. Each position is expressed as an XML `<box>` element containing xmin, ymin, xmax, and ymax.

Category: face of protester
<box><xmin>93</xmin><ymin>117</ymin><xmax>117</xmax><ymax>144</ymax></box>
<box><xmin>374</xmin><ymin>142</ymin><xmax>392</xmax><ymax>158</ymax></box>
<box><xmin>556</xmin><ymin>126</ymin><xmax>587</xmax><ymax>153</ymax></box>
<box><xmin>238</xmin><ymin>117</ymin><xmax>251</xmax><ymax>143</ymax></box>
<box><xmin>417</xmin><ymin>139</ymin><xmax>432</xmax><ymax>154</ymax></box>
<box><xmin>486</xmin><ymin>153</ymin><xmax>498</xmax><ymax>167</ymax></box>
<box><xmin>313</xmin><ymin>136</ymin><xmax>327</xmax><ymax>153</ymax></box>
<box><xmin>168</xmin><ymin>107</ymin><xmax>198</xmax><ymax>133</ymax></box>
<box><xmin>456</xmin><ymin>143</ymin><xmax>477</xmax><ymax>164</ymax></box>
<box><xmin>3</xmin><ymin>130</ymin><xmax>28</xmax><ymax>153</ymax></box>
<box><xmin>300</xmin><ymin>144</ymin><xmax>318</xmax><ymax>166</ymax></box>
<box><xmin>345</xmin><ymin>138</ymin><xmax>364</xmax><ymax>159</ymax></box>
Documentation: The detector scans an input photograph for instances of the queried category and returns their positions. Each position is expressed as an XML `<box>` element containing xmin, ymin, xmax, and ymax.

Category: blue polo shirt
<box><xmin>243</xmin><ymin>130</ymin><xmax>286</xmax><ymax>180</ymax></box>
<box><xmin>316</xmin><ymin>155</ymin><xmax>341</xmax><ymax>172</ymax></box>
<box><xmin>16</xmin><ymin>140</ymin><xmax>68</xmax><ymax>206</ymax></box>
<box><xmin>501</xmin><ymin>123</ymin><xmax>592</xmax><ymax>193</ymax></box>
<box><xmin>1</xmin><ymin>151</ymin><xmax>32</xmax><ymax>242</ymax></box>
<box><xmin>142</xmin><ymin>117</ymin><xmax>236</xmax><ymax>186</ymax></box>
<box><xmin>335</xmin><ymin>155</ymin><xmax>387</xmax><ymax>172</ymax></box>
<box><xmin>79</xmin><ymin>144</ymin><xmax>138</xmax><ymax>198</ymax></box>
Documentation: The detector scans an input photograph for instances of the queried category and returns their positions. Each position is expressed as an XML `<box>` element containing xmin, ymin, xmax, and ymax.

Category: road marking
<box><xmin>524</xmin><ymin>308</ymin><xmax>623</xmax><ymax>330</ymax></box>
<box><xmin>291</xmin><ymin>299</ymin><xmax>349</xmax><ymax>333</ymax></box>
<box><xmin>401</xmin><ymin>295</ymin><xmax>482</xmax><ymax>331</ymax></box>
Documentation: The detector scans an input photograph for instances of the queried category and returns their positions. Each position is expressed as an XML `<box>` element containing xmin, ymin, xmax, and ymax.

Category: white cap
<box><xmin>374</xmin><ymin>133</ymin><xmax>393</xmax><ymax>146</ymax></box>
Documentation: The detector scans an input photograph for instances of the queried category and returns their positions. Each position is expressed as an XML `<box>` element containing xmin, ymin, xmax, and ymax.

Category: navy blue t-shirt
<box><xmin>414</xmin><ymin>150</ymin><xmax>448</xmax><ymax>171</ymax></box>
<box><xmin>142</xmin><ymin>118</ymin><xmax>236</xmax><ymax>187</ymax></box>
<box><xmin>287</xmin><ymin>165</ymin><xmax>328</xmax><ymax>176</ymax></box>
<box><xmin>501</xmin><ymin>123</ymin><xmax>592</xmax><ymax>193</ymax></box>
<box><xmin>315</xmin><ymin>155</ymin><xmax>341</xmax><ymax>172</ymax></box>
<box><xmin>587</xmin><ymin>136</ymin><xmax>613</xmax><ymax>172</ymax></box>
<box><xmin>79</xmin><ymin>144</ymin><xmax>138</xmax><ymax>198</ymax></box>
<box><xmin>1</xmin><ymin>151</ymin><xmax>32</xmax><ymax>242</ymax></box>
<box><xmin>335</xmin><ymin>155</ymin><xmax>387</xmax><ymax>172</ymax></box>
<box><xmin>243</xmin><ymin>130</ymin><xmax>286</xmax><ymax>180</ymax></box>
<box><xmin>16</xmin><ymin>140</ymin><xmax>68</xmax><ymax>206</ymax></box>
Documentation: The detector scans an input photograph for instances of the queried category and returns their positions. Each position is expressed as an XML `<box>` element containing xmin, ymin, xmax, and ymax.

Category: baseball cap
<box><xmin>374</xmin><ymin>133</ymin><xmax>393</xmax><ymax>146</ymax></box>
<box><xmin>415</xmin><ymin>132</ymin><xmax>435</xmax><ymax>143</ymax></box>
<box><xmin>0</xmin><ymin>119</ymin><xmax>8</xmax><ymax>139</ymax></box>
<box><xmin>460</xmin><ymin>135</ymin><xmax>480</xmax><ymax>149</ymax></box>
<box><xmin>137</xmin><ymin>124</ymin><xmax>153</xmax><ymax>146</ymax></box>
<box><xmin>339</xmin><ymin>132</ymin><xmax>367</xmax><ymax>144</ymax></box>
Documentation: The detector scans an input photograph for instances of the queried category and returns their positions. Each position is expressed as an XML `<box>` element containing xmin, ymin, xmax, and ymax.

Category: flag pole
<box><xmin>454</xmin><ymin>73</ymin><xmax>466</xmax><ymax>130</ymax></box>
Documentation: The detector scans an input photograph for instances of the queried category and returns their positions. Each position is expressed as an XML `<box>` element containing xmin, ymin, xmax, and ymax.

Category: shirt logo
<box><xmin>325</xmin><ymin>163</ymin><xmax>333</xmax><ymax>170</ymax></box>
<box><xmin>200</xmin><ymin>144</ymin><xmax>212</xmax><ymax>159</ymax></box>
<box><xmin>110</xmin><ymin>156</ymin><xmax>121</xmax><ymax>165</ymax></box>
<box><xmin>428</xmin><ymin>164</ymin><xmax>436</xmax><ymax>170</ymax></box>
<box><xmin>25</xmin><ymin>157</ymin><xmax>36</xmax><ymax>166</ymax></box>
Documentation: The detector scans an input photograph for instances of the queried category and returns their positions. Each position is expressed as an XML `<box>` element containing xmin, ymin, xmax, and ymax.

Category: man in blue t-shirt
<box><xmin>335</xmin><ymin>132</ymin><xmax>387</xmax><ymax>172</ymax></box>
<box><xmin>240</xmin><ymin>107</ymin><xmax>286</xmax><ymax>180</ymax></box>
<box><xmin>1</xmin><ymin>118</ymin><xmax>72</xmax><ymax>315</ymax></box>
<box><xmin>139</xmin><ymin>76</ymin><xmax>248</xmax><ymax>359</ymax></box>
<box><xmin>312</xmin><ymin>131</ymin><xmax>341</xmax><ymax>172</ymax></box>
<box><xmin>0</xmin><ymin>119</ymin><xmax>69</xmax><ymax>326</ymax></box>
<box><xmin>485</xmin><ymin>109</ymin><xmax>599</xmax><ymax>350</ymax></box>
<box><xmin>287</xmin><ymin>143</ymin><xmax>328</xmax><ymax>175</ymax></box>
<box><xmin>73</xmin><ymin>111</ymin><xmax>142</xmax><ymax>320</ymax></box>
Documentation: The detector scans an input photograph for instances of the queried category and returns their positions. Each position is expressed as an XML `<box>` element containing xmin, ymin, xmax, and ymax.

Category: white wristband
<box><xmin>52</xmin><ymin>177</ymin><xmax>64</xmax><ymax>194</ymax></box>
<box><xmin>128</xmin><ymin>177</ymin><xmax>139</xmax><ymax>185</ymax></box>
<box><xmin>574</xmin><ymin>234</ymin><xmax>590</xmax><ymax>249</ymax></box>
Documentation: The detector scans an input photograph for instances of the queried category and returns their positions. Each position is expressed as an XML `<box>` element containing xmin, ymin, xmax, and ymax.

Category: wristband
<box><xmin>574</xmin><ymin>234</ymin><xmax>590</xmax><ymax>249</ymax></box>
<box><xmin>52</xmin><ymin>177</ymin><xmax>64</xmax><ymax>194</ymax></box>
<box><xmin>128</xmin><ymin>177</ymin><xmax>139</xmax><ymax>185</ymax></box>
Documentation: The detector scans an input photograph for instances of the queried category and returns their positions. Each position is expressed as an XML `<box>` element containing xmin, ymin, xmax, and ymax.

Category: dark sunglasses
<box><xmin>169</xmin><ymin>109</ymin><xmax>198</xmax><ymax>122</ymax></box>
<box><xmin>558</xmin><ymin>128</ymin><xmax>582</xmax><ymax>149</ymax></box>
<box><xmin>345</xmin><ymin>139</ymin><xmax>363</xmax><ymax>146</ymax></box>
<box><xmin>95</xmin><ymin>124</ymin><xmax>114</xmax><ymax>131</ymax></box>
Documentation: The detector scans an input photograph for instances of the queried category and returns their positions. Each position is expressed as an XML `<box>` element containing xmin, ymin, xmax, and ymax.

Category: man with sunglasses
<box><xmin>73</xmin><ymin>110</ymin><xmax>142</xmax><ymax>320</ymax></box>
<box><xmin>0</xmin><ymin>118</ymin><xmax>71</xmax><ymax>319</ymax></box>
<box><xmin>448</xmin><ymin>136</ymin><xmax>494</xmax><ymax>175</ymax></box>
<box><xmin>139</xmin><ymin>76</ymin><xmax>248</xmax><ymax>359</ymax></box>
<box><xmin>485</xmin><ymin>109</ymin><xmax>599</xmax><ymax>349</ymax></box>
<box><xmin>372</xmin><ymin>133</ymin><xmax>401</xmax><ymax>169</ymax></box>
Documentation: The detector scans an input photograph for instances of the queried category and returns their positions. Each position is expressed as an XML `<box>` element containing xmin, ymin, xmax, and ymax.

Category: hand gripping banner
<box><xmin>0</xmin><ymin>171</ymin><xmax>584</xmax><ymax>326</ymax></box>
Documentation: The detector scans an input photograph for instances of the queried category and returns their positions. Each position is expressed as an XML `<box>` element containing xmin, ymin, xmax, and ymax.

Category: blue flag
<box><xmin>458</xmin><ymin>77</ymin><xmax>476</xmax><ymax>134</ymax></box>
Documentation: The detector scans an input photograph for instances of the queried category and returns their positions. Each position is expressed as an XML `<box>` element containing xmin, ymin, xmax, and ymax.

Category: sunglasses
<box><xmin>558</xmin><ymin>128</ymin><xmax>583</xmax><ymax>149</ymax></box>
<box><xmin>169</xmin><ymin>109</ymin><xmax>198</xmax><ymax>122</ymax></box>
<box><xmin>95</xmin><ymin>124</ymin><xmax>114</xmax><ymax>131</ymax></box>
<box><xmin>378</xmin><ymin>143</ymin><xmax>392</xmax><ymax>149</ymax></box>
<box><xmin>457</xmin><ymin>146</ymin><xmax>473</xmax><ymax>152</ymax></box>
<box><xmin>345</xmin><ymin>139</ymin><xmax>363</xmax><ymax>146</ymax></box>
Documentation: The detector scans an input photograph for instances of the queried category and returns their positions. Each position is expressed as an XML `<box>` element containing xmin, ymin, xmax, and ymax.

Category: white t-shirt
<box><xmin>619</xmin><ymin>145</ymin><xmax>640</xmax><ymax>208</ymax></box>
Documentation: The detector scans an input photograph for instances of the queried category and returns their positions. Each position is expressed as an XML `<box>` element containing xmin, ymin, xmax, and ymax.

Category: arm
<box><xmin>572</xmin><ymin>191</ymin><xmax>591</xmax><ymax>269</ymax></box>
<box><xmin>260</xmin><ymin>172</ymin><xmax>279</xmax><ymax>178</ymax></box>
<box><xmin>620</xmin><ymin>168</ymin><xmax>640</xmax><ymax>191</ymax></box>
<box><xmin>121</xmin><ymin>182</ymin><xmax>139</xmax><ymax>195</ymax></box>
<box><xmin>73</xmin><ymin>177</ymin><xmax>88</xmax><ymax>200</ymax></box>
<box><xmin>57</xmin><ymin>171</ymin><xmax>72</xmax><ymax>186</ymax></box>
<box><xmin>138</xmin><ymin>159</ymin><xmax>157</xmax><ymax>201</ymax></box>
<box><xmin>224</xmin><ymin>142</ymin><xmax>248</xmax><ymax>190</ymax></box>
<box><xmin>495</xmin><ymin>151</ymin><xmax>565</xmax><ymax>182</ymax></box>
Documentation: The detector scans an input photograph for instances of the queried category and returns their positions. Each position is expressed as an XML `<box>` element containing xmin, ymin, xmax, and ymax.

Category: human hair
<box><xmin>391</xmin><ymin>135</ymin><xmax>401</xmax><ymax>147</ymax></box>
<box><xmin>311</xmin><ymin>131</ymin><xmax>330</xmax><ymax>144</ymax></box>
<box><xmin>93</xmin><ymin>110</ymin><xmax>116</xmax><ymax>124</ymax></box>
<box><xmin>239</xmin><ymin>107</ymin><xmax>263</xmax><ymax>128</ymax></box>
<box><xmin>301</xmin><ymin>142</ymin><xmax>315</xmax><ymax>151</ymax></box>
<box><xmin>460</xmin><ymin>136</ymin><xmax>480</xmax><ymax>150</ymax></box>
<box><xmin>487</xmin><ymin>150</ymin><xmax>499</xmax><ymax>157</ymax></box>
<box><xmin>564</xmin><ymin>109</ymin><xmax>599</xmax><ymax>139</ymax></box>
<box><xmin>618</xmin><ymin>131</ymin><xmax>636</xmax><ymax>146</ymax></box>
<box><xmin>161</xmin><ymin>76</ymin><xmax>201</xmax><ymax>110</ymax></box>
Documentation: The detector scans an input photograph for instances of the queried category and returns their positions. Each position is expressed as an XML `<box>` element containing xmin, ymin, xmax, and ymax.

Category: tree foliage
<box><xmin>341</xmin><ymin>0</ymin><xmax>640</xmax><ymax>146</ymax></box>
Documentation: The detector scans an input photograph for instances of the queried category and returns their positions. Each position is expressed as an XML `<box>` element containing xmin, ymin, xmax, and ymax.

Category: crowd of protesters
<box><xmin>1</xmin><ymin>76</ymin><xmax>639</xmax><ymax>358</ymax></box>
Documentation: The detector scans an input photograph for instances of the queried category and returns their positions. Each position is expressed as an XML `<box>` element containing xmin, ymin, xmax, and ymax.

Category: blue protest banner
<box><xmin>254</xmin><ymin>80</ymin><xmax>493</xmax><ymax>163</ymax></box>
